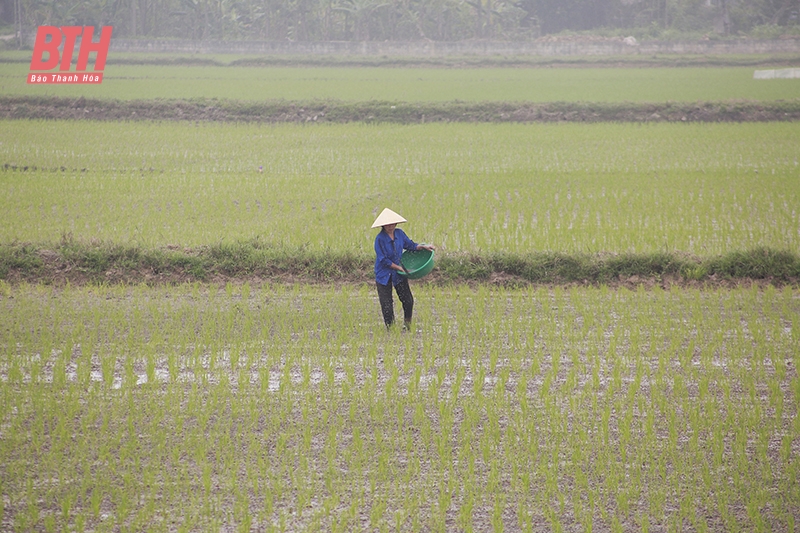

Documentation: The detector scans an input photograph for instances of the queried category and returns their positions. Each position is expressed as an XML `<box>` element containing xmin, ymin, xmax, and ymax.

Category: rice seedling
<box><xmin>1</xmin><ymin>120</ymin><xmax>798</xmax><ymax>256</ymax></box>
<box><xmin>1</xmin><ymin>56</ymin><xmax>798</xmax><ymax>532</ymax></box>
<box><xmin>0</xmin><ymin>282</ymin><xmax>797</xmax><ymax>531</ymax></box>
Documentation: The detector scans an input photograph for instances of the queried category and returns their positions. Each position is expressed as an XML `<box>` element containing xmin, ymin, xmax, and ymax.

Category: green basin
<box><xmin>398</xmin><ymin>248</ymin><xmax>435</xmax><ymax>279</ymax></box>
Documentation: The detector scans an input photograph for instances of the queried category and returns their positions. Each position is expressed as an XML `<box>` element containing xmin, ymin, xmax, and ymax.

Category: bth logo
<box><xmin>28</xmin><ymin>26</ymin><xmax>113</xmax><ymax>85</ymax></box>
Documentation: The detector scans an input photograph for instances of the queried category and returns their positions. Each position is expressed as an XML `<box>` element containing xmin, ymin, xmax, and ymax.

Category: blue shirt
<box><xmin>374</xmin><ymin>228</ymin><xmax>418</xmax><ymax>286</ymax></box>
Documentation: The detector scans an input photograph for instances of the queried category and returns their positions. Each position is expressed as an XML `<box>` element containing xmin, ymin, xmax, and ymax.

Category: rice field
<box><xmin>0</xmin><ymin>281</ymin><xmax>798</xmax><ymax>532</ymax></box>
<box><xmin>2</xmin><ymin>54</ymin><xmax>800</xmax><ymax>532</ymax></box>
<box><xmin>2</xmin><ymin>120</ymin><xmax>799</xmax><ymax>255</ymax></box>
<box><xmin>3</xmin><ymin>60</ymin><xmax>800</xmax><ymax>102</ymax></box>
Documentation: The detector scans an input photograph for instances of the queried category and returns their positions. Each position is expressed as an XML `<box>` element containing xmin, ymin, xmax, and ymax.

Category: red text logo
<box><xmin>28</xmin><ymin>26</ymin><xmax>113</xmax><ymax>84</ymax></box>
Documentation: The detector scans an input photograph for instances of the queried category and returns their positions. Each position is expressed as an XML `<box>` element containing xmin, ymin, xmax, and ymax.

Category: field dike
<box><xmin>2</xmin><ymin>95</ymin><xmax>800</xmax><ymax>123</ymax></box>
<box><xmin>1</xmin><ymin>239</ymin><xmax>798</xmax><ymax>286</ymax></box>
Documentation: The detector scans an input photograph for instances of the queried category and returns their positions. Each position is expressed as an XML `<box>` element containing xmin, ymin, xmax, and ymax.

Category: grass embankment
<box><xmin>2</xmin><ymin>239</ymin><xmax>798</xmax><ymax>285</ymax></box>
<box><xmin>2</xmin><ymin>95</ymin><xmax>799</xmax><ymax>123</ymax></box>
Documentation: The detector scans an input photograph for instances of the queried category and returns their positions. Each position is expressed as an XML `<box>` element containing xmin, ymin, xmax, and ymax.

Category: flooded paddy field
<box><xmin>1</xmin><ymin>282</ymin><xmax>798</xmax><ymax>532</ymax></box>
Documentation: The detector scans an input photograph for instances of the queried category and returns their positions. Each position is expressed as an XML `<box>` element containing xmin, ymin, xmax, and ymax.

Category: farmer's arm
<box><xmin>401</xmin><ymin>230</ymin><xmax>434</xmax><ymax>252</ymax></box>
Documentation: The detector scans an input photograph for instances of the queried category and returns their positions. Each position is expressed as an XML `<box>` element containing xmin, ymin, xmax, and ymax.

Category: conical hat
<box><xmin>371</xmin><ymin>208</ymin><xmax>407</xmax><ymax>228</ymax></box>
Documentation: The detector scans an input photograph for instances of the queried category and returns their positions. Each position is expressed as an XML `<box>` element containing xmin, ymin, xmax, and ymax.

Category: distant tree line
<box><xmin>3</xmin><ymin>0</ymin><xmax>798</xmax><ymax>42</ymax></box>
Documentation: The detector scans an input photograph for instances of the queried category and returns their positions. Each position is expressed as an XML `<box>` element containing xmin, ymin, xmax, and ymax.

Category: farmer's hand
<box><xmin>418</xmin><ymin>244</ymin><xmax>435</xmax><ymax>252</ymax></box>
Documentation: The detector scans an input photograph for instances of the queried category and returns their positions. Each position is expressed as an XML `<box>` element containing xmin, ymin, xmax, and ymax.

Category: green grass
<box><xmin>2</xmin><ymin>239</ymin><xmax>798</xmax><ymax>284</ymax></box>
<box><xmin>5</xmin><ymin>61</ymin><xmax>800</xmax><ymax>102</ymax></box>
<box><xmin>1</xmin><ymin>120</ymin><xmax>798</xmax><ymax>255</ymax></box>
<box><xmin>1</xmin><ymin>282</ymin><xmax>797</xmax><ymax>531</ymax></box>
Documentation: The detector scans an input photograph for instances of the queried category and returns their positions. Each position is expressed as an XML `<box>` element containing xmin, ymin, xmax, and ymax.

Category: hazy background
<box><xmin>2</xmin><ymin>0</ymin><xmax>799</xmax><ymax>44</ymax></box>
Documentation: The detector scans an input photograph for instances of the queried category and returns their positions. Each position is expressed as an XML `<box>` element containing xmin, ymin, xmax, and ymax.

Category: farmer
<box><xmin>372</xmin><ymin>208</ymin><xmax>435</xmax><ymax>329</ymax></box>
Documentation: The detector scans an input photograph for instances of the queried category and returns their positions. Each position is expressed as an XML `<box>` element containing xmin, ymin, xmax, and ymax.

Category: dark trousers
<box><xmin>376</xmin><ymin>278</ymin><xmax>414</xmax><ymax>327</ymax></box>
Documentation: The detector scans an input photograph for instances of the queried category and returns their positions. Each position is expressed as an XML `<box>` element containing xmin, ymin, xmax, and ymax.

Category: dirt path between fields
<box><xmin>2</xmin><ymin>95</ymin><xmax>799</xmax><ymax>123</ymax></box>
